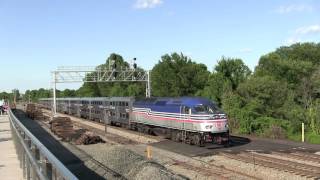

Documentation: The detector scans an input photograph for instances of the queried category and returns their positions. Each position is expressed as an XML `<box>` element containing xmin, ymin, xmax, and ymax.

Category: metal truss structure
<box><xmin>52</xmin><ymin>66</ymin><xmax>151</xmax><ymax>114</ymax></box>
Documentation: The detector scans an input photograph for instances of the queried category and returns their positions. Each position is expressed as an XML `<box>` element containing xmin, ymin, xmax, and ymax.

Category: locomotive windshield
<box><xmin>193</xmin><ymin>104</ymin><xmax>222</xmax><ymax>114</ymax></box>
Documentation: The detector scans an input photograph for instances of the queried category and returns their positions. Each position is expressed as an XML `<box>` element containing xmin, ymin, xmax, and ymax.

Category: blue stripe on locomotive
<box><xmin>133</xmin><ymin>97</ymin><xmax>216</xmax><ymax>113</ymax></box>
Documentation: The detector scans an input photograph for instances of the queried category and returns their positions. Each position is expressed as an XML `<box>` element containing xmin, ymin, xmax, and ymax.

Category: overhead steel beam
<box><xmin>51</xmin><ymin>66</ymin><xmax>151</xmax><ymax>115</ymax></box>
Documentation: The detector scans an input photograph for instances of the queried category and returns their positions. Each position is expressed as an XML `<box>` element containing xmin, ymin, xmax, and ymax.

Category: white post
<box><xmin>52</xmin><ymin>72</ymin><xmax>57</xmax><ymax>115</ymax></box>
<box><xmin>302</xmin><ymin>122</ymin><xmax>305</xmax><ymax>142</ymax></box>
<box><xmin>146</xmin><ymin>70</ymin><xmax>151</xmax><ymax>98</ymax></box>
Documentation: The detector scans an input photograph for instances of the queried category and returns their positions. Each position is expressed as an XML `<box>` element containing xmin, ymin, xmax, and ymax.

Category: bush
<box><xmin>306</xmin><ymin>132</ymin><xmax>320</xmax><ymax>144</ymax></box>
<box><xmin>262</xmin><ymin>125</ymin><xmax>285</xmax><ymax>139</ymax></box>
<box><xmin>250</xmin><ymin>116</ymin><xmax>289</xmax><ymax>138</ymax></box>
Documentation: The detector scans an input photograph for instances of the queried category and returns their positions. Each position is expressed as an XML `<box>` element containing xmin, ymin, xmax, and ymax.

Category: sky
<box><xmin>0</xmin><ymin>0</ymin><xmax>319</xmax><ymax>93</ymax></box>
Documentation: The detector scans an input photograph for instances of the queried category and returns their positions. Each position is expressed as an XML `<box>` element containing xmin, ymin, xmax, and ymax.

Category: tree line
<box><xmin>3</xmin><ymin>42</ymin><xmax>320</xmax><ymax>143</ymax></box>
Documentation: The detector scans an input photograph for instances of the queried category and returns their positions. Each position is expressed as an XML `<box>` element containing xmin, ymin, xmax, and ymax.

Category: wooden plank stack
<box><xmin>49</xmin><ymin>116</ymin><xmax>75</xmax><ymax>141</ymax></box>
<box><xmin>75</xmin><ymin>131</ymin><xmax>105</xmax><ymax>145</ymax></box>
<box><xmin>46</xmin><ymin>115</ymin><xmax>105</xmax><ymax>144</ymax></box>
<box><xmin>26</xmin><ymin>103</ymin><xmax>44</xmax><ymax>120</ymax></box>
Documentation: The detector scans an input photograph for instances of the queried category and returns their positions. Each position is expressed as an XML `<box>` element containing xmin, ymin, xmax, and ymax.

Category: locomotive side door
<box><xmin>180</xmin><ymin>106</ymin><xmax>190</xmax><ymax>141</ymax></box>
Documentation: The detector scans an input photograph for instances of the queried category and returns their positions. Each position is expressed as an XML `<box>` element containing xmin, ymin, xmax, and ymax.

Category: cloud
<box><xmin>284</xmin><ymin>24</ymin><xmax>320</xmax><ymax>45</ymax></box>
<box><xmin>239</xmin><ymin>48</ymin><xmax>253</xmax><ymax>53</ymax></box>
<box><xmin>285</xmin><ymin>37</ymin><xmax>301</xmax><ymax>45</ymax></box>
<box><xmin>276</xmin><ymin>4</ymin><xmax>313</xmax><ymax>14</ymax></box>
<box><xmin>295</xmin><ymin>25</ymin><xmax>320</xmax><ymax>35</ymax></box>
<box><xmin>134</xmin><ymin>0</ymin><xmax>163</xmax><ymax>9</ymax></box>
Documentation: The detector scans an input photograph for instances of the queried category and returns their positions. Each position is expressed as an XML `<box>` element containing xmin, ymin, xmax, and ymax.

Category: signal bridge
<box><xmin>52</xmin><ymin>65</ymin><xmax>151</xmax><ymax>114</ymax></box>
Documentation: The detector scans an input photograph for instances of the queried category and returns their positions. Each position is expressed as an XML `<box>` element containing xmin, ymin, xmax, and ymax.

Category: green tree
<box><xmin>214</xmin><ymin>57</ymin><xmax>251</xmax><ymax>90</ymax></box>
<box><xmin>151</xmin><ymin>53</ymin><xmax>209</xmax><ymax>97</ymax></box>
<box><xmin>198</xmin><ymin>57</ymin><xmax>250</xmax><ymax>105</ymax></box>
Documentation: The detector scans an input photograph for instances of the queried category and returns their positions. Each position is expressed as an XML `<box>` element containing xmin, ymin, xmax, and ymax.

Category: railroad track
<box><xmin>220</xmin><ymin>152</ymin><xmax>320</xmax><ymax>179</ymax></box>
<box><xmin>36</xmin><ymin>118</ymin><xmax>126</xmax><ymax>179</ymax></box>
<box><xmin>167</xmin><ymin>154</ymin><xmax>262</xmax><ymax>180</ymax></box>
<box><xmin>271</xmin><ymin>151</ymin><xmax>320</xmax><ymax>164</ymax></box>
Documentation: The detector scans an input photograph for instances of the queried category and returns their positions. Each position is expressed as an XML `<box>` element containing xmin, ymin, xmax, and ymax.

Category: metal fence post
<box><xmin>26</xmin><ymin>158</ymin><xmax>31</xmax><ymax>180</ymax></box>
<box><xmin>46</xmin><ymin>161</ymin><xmax>53</xmax><ymax>180</ymax></box>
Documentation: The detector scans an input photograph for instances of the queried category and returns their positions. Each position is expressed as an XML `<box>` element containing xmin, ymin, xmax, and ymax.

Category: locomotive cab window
<box><xmin>182</xmin><ymin>106</ymin><xmax>190</xmax><ymax>114</ymax></box>
<box><xmin>193</xmin><ymin>104</ymin><xmax>222</xmax><ymax>114</ymax></box>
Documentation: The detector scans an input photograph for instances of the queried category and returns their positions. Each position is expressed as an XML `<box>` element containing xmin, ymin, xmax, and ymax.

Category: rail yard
<box><xmin>4</xmin><ymin>102</ymin><xmax>319</xmax><ymax>180</ymax></box>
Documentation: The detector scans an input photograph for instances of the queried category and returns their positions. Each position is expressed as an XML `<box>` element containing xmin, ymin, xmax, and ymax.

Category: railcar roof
<box><xmin>39</xmin><ymin>97</ymin><xmax>133</xmax><ymax>101</ymax></box>
<box><xmin>134</xmin><ymin>97</ymin><xmax>215</xmax><ymax>107</ymax></box>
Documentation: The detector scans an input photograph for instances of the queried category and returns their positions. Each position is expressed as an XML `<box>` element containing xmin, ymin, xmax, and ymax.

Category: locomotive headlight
<box><xmin>225</xmin><ymin>123</ymin><xmax>229</xmax><ymax>129</ymax></box>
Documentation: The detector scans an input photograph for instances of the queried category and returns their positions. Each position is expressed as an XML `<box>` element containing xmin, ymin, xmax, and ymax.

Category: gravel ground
<box><xmin>126</xmin><ymin>144</ymin><xmax>256</xmax><ymax>180</ymax></box>
<box><xmin>78</xmin><ymin>144</ymin><xmax>185</xmax><ymax>180</ymax></box>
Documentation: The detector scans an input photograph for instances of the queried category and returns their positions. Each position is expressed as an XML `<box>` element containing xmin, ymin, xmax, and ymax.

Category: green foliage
<box><xmin>214</xmin><ymin>57</ymin><xmax>251</xmax><ymax>90</ymax></box>
<box><xmin>76</xmin><ymin>53</ymin><xmax>146</xmax><ymax>97</ymax></box>
<box><xmin>59</xmin><ymin>89</ymin><xmax>76</xmax><ymax>97</ymax></box>
<box><xmin>151</xmin><ymin>53</ymin><xmax>209</xmax><ymax>97</ymax></box>
<box><xmin>306</xmin><ymin>99</ymin><xmax>320</xmax><ymax>135</ymax></box>
<box><xmin>221</xmin><ymin>43</ymin><xmax>320</xmax><ymax>142</ymax></box>
<box><xmin>24</xmin><ymin>88</ymin><xmax>51</xmax><ymax>102</ymax></box>
<box><xmin>76</xmin><ymin>82</ymin><xmax>101</xmax><ymax>97</ymax></box>
<box><xmin>198</xmin><ymin>57</ymin><xmax>250</xmax><ymax>105</ymax></box>
<box><xmin>305</xmin><ymin>132</ymin><xmax>320</xmax><ymax>144</ymax></box>
<box><xmin>251</xmin><ymin>117</ymin><xmax>289</xmax><ymax>138</ymax></box>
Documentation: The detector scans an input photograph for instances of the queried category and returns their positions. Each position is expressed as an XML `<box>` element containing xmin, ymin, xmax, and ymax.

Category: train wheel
<box><xmin>199</xmin><ymin>134</ymin><xmax>205</xmax><ymax>147</ymax></box>
<box><xmin>191</xmin><ymin>134</ymin><xmax>200</xmax><ymax>146</ymax></box>
<box><xmin>171</xmin><ymin>131</ymin><xmax>181</xmax><ymax>142</ymax></box>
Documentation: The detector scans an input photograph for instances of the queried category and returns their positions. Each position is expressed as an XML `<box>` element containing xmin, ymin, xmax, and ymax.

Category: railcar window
<box><xmin>184</xmin><ymin>107</ymin><xmax>190</xmax><ymax>114</ymax></box>
<box><xmin>194</xmin><ymin>105</ymin><xmax>222</xmax><ymax>114</ymax></box>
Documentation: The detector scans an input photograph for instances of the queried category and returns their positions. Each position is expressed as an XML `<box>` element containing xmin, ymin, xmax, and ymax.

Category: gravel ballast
<box><xmin>78</xmin><ymin>144</ymin><xmax>185</xmax><ymax>180</ymax></box>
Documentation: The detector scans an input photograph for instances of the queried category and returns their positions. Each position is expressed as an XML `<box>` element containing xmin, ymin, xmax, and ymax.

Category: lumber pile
<box><xmin>75</xmin><ymin>131</ymin><xmax>105</xmax><ymax>145</ymax></box>
<box><xmin>26</xmin><ymin>103</ymin><xmax>44</xmax><ymax>120</ymax></box>
<box><xmin>48</xmin><ymin>116</ymin><xmax>105</xmax><ymax>144</ymax></box>
<box><xmin>50</xmin><ymin>116</ymin><xmax>74</xmax><ymax>141</ymax></box>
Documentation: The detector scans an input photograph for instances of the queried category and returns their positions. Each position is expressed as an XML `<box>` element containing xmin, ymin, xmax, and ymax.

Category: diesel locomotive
<box><xmin>39</xmin><ymin>97</ymin><xmax>229</xmax><ymax>146</ymax></box>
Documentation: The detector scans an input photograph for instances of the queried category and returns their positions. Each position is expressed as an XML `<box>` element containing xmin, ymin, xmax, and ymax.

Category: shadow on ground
<box><xmin>12</xmin><ymin>109</ymin><xmax>106</xmax><ymax>180</ymax></box>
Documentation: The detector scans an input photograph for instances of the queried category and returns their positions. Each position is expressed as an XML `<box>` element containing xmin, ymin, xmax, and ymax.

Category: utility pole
<box><xmin>52</xmin><ymin>71</ymin><xmax>57</xmax><ymax>115</ymax></box>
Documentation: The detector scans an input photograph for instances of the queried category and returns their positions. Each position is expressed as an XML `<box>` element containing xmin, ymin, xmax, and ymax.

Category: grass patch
<box><xmin>287</xmin><ymin>133</ymin><xmax>301</xmax><ymax>142</ymax></box>
<box><xmin>287</xmin><ymin>132</ymin><xmax>320</xmax><ymax>144</ymax></box>
<box><xmin>306</xmin><ymin>132</ymin><xmax>320</xmax><ymax>144</ymax></box>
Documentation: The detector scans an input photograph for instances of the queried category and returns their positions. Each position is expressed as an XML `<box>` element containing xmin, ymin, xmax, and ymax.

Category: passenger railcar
<box><xmin>39</xmin><ymin>97</ymin><xmax>229</xmax><ymax>146</ymax></box>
